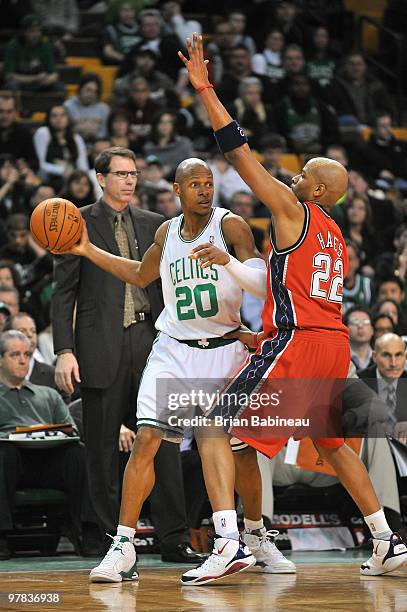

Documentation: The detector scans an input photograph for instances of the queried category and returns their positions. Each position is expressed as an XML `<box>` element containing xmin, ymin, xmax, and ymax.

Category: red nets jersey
<box><xmin>262</xmin><ymin>201</ymin><xmax>349</xmax><ymax>338</ymax></box>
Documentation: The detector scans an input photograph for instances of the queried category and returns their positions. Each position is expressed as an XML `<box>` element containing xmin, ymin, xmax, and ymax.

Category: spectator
<box><xmin>107</xmin><ymin>110</ymin><xmax>138</xmax><ymax>152</ymax></box>
<box><xmin>358</xmin><ymin>333</ymin><xmax>407</xmax><ymax>436</ymax></box>
<box><xmin>33</xmin><ymin>105</ymin><xmax>89</xmax><ymax>190</ymax></box>
<box><xmin>64</xmin><ymin>73</ymin><xmax>110</xmax><ymax>144</ymax></box>
<box><xmin>0</xmin><ymin>95</ymin><xmax>38</xmax><ymax>170</ymax></box>
<box><xmin>118</xmin><ymin>76</ymin><xmax>161</xmax><ymax>143</ymax></box>
<box><xmin>344</xmin><ymin>305</ymin><xmax>374</xmax><ymax>371</ymax></box>
<box><xmin>61</xmin><ymin>170</ymin><xmax>96</xmax><ymax>208</ymax></box>
<box><xmin>343</xmin><ymin>240</ymin><xmax>372</xmax><ymax>312</ymax></box>
<box><xmin>228</xmin><ymin>10</ymin><xmax>256</xmax><ymax>57</ymax></box>
<box><xmin>252</xmin><ymin>29</ymin><xmax>285</xmax><ymax>82</ymax></box>
<box><xmin>229</xmin><ymin>191</ymin><xmax>265</xmax><ymax>253</ymax></box>
<box><xmin>102</xmin><ymin>1</ymin><xmax>141</xmax><ymax>65</ymax></box>
<box><xmin>0</xmin><ymin>303</ymin><xmax>11</xmax><ymax>333</ymax></box>
<box><xmin>152</xmin><ymin>187</ymin><xmax>179</xmax><ymax>219</ymax></box>
<box><xmin>0</xmin><ymin>215</ymin><xmax>53</xmax><ymax>322</ymax></box>
<box><xmin>208</xmin><ymin>152</ymin><xmax>253</xmax><ymax>207</ymax></box>
<box><xmin>325</xmin><ymin>143</ymin><xmax>349</xmax><ymax>168</ymax></box>
<box><xmin>3</xmin><ymin>14</ymin><xmax>64</xmax><ymax>93</ymax></box>
<box><xmin>306</xmin><ymin>26</ymin><xmax>337</xmax><ymax>88</ymax></box>
<box><xmin>258</xmin><ymin>133</ymin><xmax>295</xmax><ymax>185</ymax></box>
<box><xmin>143</xmin><ymin>111</ymin><xmax>194</xmax><ymax>180</ymax></box>
<box><xmin>28</xmin><ymin>184</ymin><xmax>56</xmax><ymax>211</ymax></box>
<box><xmin>276</xmin><ymin>44</ymin><xmax>321</xmax><ymax>99</ymax></box>
<box><xmin>367</xmin><ymin>112</ymin><xmax>407</xmax><ymax>189</ymax></box>
<box><xmin>183</xmin><ymin>92</ymin><xmax>215</xmax><ymax>154</ymax></box>
<box><xmin>160</xmin><ymin>1</ymin><xmax>202</xmax><ymax>44</ymax></box>
<box><xmin>30</xmin><ymin>0</ymin><xmax>79</xmax><ymax>39</ymax></box>
<box><xmin>327</xmin><ymin>52</ymin><xmax>394</xmax><ymax>126</ymax></box>
<box><xmin>0</xmin><ymin>287</ymin><xmax>19</xmax><ymax>318</ymax></box>
<box><xmin>341</xmin><ymin>195</ymin><xmax>376</xmax><ymax>273</ymax></box>
<box><xmin>142</xmin><ymin>154</ymin><xmax>173</xmax><ymax>207</ymax></box>
<box><xmin>227</xmin><ymin>77</ymin><xmax>274</xmax><ymax>150</ymax></box>
<box><xmin>372</xmin><ymin>313</ymin><xmax>395</xmax><ymax>342</ymax></box>
<box><xmin>0</xmin><ymin>157</ymin><xmax>33</xmax><ymax>220</ymax></box>
<box><xmin>129</xmin><ymin>9</ymin><xmax>184</xmax><ymax>82</ymax></box>
<box><xmin>0</xmin><ymin>330</ymin><xmax>100</xmax><ymax>560</ymax></box>
<box><xmin>206</xmin><ymin>20</ymin><xmax>235</xmax><ymax>85</ymax></box>
<box><xmin>4</xmin><ymin>313</ymin><xmax>58</xmax><ymax>386</ymax></box>
<box><xmin>115</xmin><ymin>48</ymin><xmax>176</xmax><ymax>107</ymax></box>
<box><xmin>374</xmin><ymin>298</ymin><xmax>407</xmax><ymax>333</ymax></box>
<box><xmin>274</xmin><ymin>74</ymin><xmax>339</xmax><ymax>154</ymax></box>
<box><xmin>216</xmin><ymin>44</ymin><xmax>274</xmax><ymax>106</ymax></box>
<box><xmin>0</xmin><ymin>261</ymin><xmax>19</xmax><ymax>290</ymax></box>
<box><xmin>375</xmin><ymin>276</ymin><xmax>405</xmax><ymax>306</ymax></box>
<box><xmin>272</xmin><ymin>0</ymin><xmax>303</xmax><ymax>46</ymax></box>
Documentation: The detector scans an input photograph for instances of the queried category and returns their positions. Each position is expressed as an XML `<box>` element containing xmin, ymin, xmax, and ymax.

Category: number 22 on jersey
<box><xmin>310</xmin><ymin>252</ymin><xmax>343</xmax><ymax>303</ymax></box>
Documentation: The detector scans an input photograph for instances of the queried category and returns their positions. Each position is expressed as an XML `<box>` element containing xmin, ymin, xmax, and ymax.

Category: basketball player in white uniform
<box><xmin>64</xmin><ymin>158</ymin><xmax>294</xmax><ymax>585</ymax></box>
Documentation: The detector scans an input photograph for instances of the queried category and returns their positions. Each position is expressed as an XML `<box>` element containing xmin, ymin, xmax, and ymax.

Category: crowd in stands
<box><xmin>1</xmin><ymin>0</ymin><xmax>407</xmax><ymax>555</ymax></box>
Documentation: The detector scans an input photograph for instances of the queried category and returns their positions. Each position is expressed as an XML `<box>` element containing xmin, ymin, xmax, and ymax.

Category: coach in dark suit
<box><xmin>358</xmin><ymin>333</ymin><xmax>407</xmax><ymax>434</ymax></box>
<box><xmin>52</xmin><ymin>147</ymin><xmax>200</xmax><ymax>562</ymax></box>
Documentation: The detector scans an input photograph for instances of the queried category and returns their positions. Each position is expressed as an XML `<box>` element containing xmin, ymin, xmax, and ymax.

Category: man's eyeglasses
<box><xmin>348</xmin><ymin>319</ymin><xmax>371</xmax><ymax>327</ymax></box>
<box><xmin>105</xmin><ymin>171</ymin><xmax>141</xmax><ymax>179</ymax></box>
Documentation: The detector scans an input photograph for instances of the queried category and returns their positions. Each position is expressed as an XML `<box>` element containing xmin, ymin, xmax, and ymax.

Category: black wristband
<box><xmin>214</xmin><ymin>120</ymin><xmax>248</xmax><ymax>153</ymax></box>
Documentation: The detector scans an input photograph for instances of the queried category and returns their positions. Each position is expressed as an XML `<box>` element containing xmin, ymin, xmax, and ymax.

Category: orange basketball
<box><xmin>30</xmin><ymin>198</ymin><xmax>83</xmax><ymax>253</ymax></box>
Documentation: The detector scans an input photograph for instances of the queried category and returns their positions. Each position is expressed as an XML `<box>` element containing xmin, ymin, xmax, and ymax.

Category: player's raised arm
<box><xmin>178</xmin><ymin>34</ymin><xmax>301</xmax><ymax>222</ymax></box>
<box><xmin>65</xmin><ymin>219</ymin><xmax>166</xmax><ymax>287</ymax></box>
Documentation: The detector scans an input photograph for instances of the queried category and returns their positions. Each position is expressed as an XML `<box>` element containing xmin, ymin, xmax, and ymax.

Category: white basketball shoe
<box><xmin>89</xmin><ymin>535</ymin><xmax>139</xmax><ymax>583</ymax></box>
<box><xmin>360</xmin><ymin>533</ymin><xmax>407</xmax><ymax>576</ymax></box>
<box><xmin>243</xmin><ymin>528</ymin><xmax>296</xmax><ymax>573</ymax></box>
<box><xmin>181</xmin><ymin>536</ymin><xmax>256</xmax><ymax>585</ymax></box>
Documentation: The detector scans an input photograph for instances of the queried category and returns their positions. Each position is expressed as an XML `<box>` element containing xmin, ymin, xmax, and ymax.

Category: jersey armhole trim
<box><xmin>269</xmin><ymin>202</ymin><xmax>310</xmax><ymax>256</ymax></box>
<box><xmin>219</xmin><ymin>210</ymin><xmax>231</xmax><ymax>252</ymax></box>
<box><xmin>160</xmin><ymin>220</ymin><xmax>172</xmax><ymax>262</ymax></box>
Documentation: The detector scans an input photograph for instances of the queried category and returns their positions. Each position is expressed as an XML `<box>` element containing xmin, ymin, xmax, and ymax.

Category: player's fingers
<box><xmin>191</xmin><ymin>243</ymin><xmax>212</xmax><ymax>253</ymax></box>
<box><xmin>198</xmin><ymin>34</ymin><xmax>205</xmax><ymax>62</ymax></box>
<box><xmin>73</xmin><ymin>363</ymin><xmax>81</xmax><ymax>383</ymax></box>
<box><xmin>178</xmin><ymin>50</ymin><xmax>188</xmax><ymax>66</ymax></box>
<box><xmin>186</xmin><ymin>37</ymin><xmax>192</xmax><ymax>55</ymax></box>
<box><xmin>119</xmin><ymin>439</ymin><xmax>124</xmax><ymax>452</ymax></box>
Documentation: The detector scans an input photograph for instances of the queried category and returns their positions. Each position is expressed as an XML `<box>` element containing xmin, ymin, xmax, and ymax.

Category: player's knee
<box><xmin>131</xmin><ymin>427</ymin><xmax>162</xmax><ymax>461</ymax></box>
<box><xmin>234</xmin><ymin>445</ymin><xmax>257</xmax><ymax>469</ymax></box>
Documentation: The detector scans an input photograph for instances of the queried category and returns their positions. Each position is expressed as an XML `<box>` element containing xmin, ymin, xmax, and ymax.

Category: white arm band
<box><xmin>224</xmin><ymin>256</ymin><xmax>267</xmax><ymax>299</ymax></box>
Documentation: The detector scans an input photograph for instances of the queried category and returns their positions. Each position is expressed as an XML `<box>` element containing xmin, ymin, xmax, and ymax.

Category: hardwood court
<box><xmin>0</xmin><ymin>558</ymin><xmax>406</xmax><ymax>611</ymax></box>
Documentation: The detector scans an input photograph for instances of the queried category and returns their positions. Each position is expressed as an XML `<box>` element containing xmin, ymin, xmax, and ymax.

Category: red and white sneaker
<box><xmin>360</xmin><ymin>533</ymin><xmax>407</xmax><ymax>576</ymax></box>
<box><xmin>181</xmin><ymin>536</ymin><xmax>256</xmax><ymax>586</ymax></box>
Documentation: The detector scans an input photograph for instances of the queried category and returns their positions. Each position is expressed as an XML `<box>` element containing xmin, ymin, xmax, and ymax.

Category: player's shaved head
<box><xmin>175</xmin><ymin>158</ymin><xmax>212</xmax><ymax>183</ymax></box>
<box><xmin>304</xmin><ymin>157</ymin><xmax>348</xmax><ymax>205</ymax></box>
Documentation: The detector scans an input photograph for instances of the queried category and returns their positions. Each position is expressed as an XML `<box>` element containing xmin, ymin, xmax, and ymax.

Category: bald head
<box><xmin>373</xmin><ymin>333</ymin><xmax>406</xmax><ymax>380</ymax></box>
<box><xmin>305</xmin><ymin>157</ymin><xmax>348</xmax><ymax>205</ymax></box>
<box><xmin>175</xmin><ymin>158</ymin><xmax>211</xmax><ymax>184</ymax></box>
<box><xmin>374</xmin><ymin>333</ymin><xmax>404</xmax><ymax>353</ymax></box>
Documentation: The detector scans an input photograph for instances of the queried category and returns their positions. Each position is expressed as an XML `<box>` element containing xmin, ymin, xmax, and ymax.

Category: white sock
<box><xmin>364</xmin><ymin>509</ymin><xmax>392</xmax><ymax>541</ymax></box>
<box><xmin>213</xmin><ymin>510</ymin><xmax>239</xmax><ymax>540</ymax></box>
<box><xmin>244</xmin><ymin>518</ymin><xmax>264</xmax><ymax>532</ymax></box>
<box><xmin>117</xmin><ymin>525</ymin><xmax>135</xmax><ymax>541</ymax></box>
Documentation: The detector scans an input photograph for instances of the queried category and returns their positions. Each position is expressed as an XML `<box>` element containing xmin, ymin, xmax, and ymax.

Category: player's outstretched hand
<box><xmin>178</xmin><ymin>32</ymin><xmax>210</xmax><ymax>91</ymax></box>
<box><xmin>64</xmin><ymin>219</ymin><xmax>91</xmax><ymax>256</ymax></box>
<box><xmin>223</xmin><ymin>324</ymin><xmax>260</xmax><ymax>350</ymax></box>
<box><xmin>189</xmin><ymin>243</ymin><xmax>230</xmax><ymax>268</ymax></box>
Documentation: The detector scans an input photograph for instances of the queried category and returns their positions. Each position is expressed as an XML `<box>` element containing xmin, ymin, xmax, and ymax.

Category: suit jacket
<box><xmin>29</xmin><ymin>359</ymin><xmax>57</xmax><ymax>389</ymax></box>
<box><xmin>51</xmin><ymin>199</ymin><xmax>164</xmax><ymax>388</ymax></box>
<box><xmin>358</xmin><ymin>364</ymin><xmax>407</xmax><ymax>423</ymax></box>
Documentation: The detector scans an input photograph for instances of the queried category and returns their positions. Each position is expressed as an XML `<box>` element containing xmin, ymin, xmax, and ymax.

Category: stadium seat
<box><xmin>65</xmin><ymin>37</ymin><xmax>100</xmax><ymax>57</ymax></box>
<box><xmin>279</xmin><ymin>154</ymin><xmax>302</xmax><ymax>174</ymax></box>
<box><xmin>57</xmin><ymin>65</ymin><xmax>83</xmax><ymax>85</ymax></box>
<box><xmin>19</xmin><ymin>92</ymin><xmax>66</xmax><ymax>118</ymax></box>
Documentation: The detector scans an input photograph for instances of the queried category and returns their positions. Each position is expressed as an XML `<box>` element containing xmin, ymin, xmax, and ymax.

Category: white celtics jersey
<box><xmin>155</xmin><ymin>208</ymin><xmax>242</xmax><ymax>340</ymax></box>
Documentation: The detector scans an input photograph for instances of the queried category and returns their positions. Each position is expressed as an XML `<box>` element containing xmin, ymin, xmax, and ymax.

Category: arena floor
<box><xmin>0</xmin><ymin>551</ymin><xmax>406</xmax><ymax>611</ymax></box>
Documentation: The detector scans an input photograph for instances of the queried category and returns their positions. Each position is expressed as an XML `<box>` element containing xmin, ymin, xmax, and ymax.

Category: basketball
<box><xmin>30</xmin><ymin>198</ymin><xmax>83</xmax><ymax>253</ymax></box>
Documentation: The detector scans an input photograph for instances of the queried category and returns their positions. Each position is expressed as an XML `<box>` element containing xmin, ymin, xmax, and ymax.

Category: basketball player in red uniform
<box><xmin>180</xmin><ymin>33</ymin><xmax>407</xmax><ymax>577</ymax></box>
